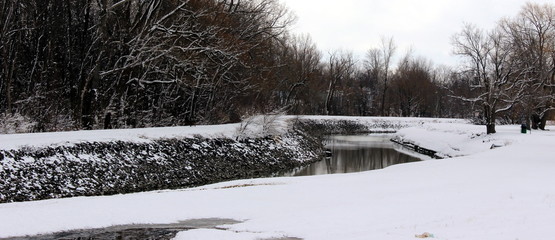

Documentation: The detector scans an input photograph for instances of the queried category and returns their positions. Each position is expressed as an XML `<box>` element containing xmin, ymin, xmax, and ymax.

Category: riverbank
<box><xmin>0</xmin><ymin>116</ymin><xmax>450</xmax><ymax>203</ymax></box>
<box><xmin>0</xmin><ymin>136</ymin><xmax>320</xmax><ymax>203</ymax></box>
<box><xmin>1</xmin><ymin>116</ymin><xmax>319</xmax><ymax>203</ymax></box>
<box><xmin>3</xmin><ymin>117</ymin><xmax>552</xmax><ymax>240</ymax></box>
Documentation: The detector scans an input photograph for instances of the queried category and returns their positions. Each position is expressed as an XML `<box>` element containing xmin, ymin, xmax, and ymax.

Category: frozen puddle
<box><xmin>4</xmin><ymin>218</ymin><xmax>299</xmax><ymax>240</ymax></box>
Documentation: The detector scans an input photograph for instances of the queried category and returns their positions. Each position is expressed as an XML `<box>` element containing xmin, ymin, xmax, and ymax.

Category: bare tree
<box><xmin>276</xmin><ymin>34</ymin><xmax>322</xmax><ymax>112</ymax></box>
<box><xmin>324</xmin><ymin>50</ymin><xmax>356</xmax><ymax>115</ymax></box>
<box><xmin>391</xmin><ymin>53</ymin><xmax>437</xmax><ymax>117</ymax></box>
<box><xmin>0</xmin><ymin>0</ymin><xmax>19</xmax><ymax>113</ymax></box>
<box><xmin>500</xmin><ymin>2</ymin><xmax>555</xmax><ymax>129</ymax></box>
<box><xmin>0</xmin><ymin>0</ymin><xmax>302</xmax><ymax>132</ymax></box>
<box><xmin>364</xmin><ymin>36</ymin><xmax>396</xmax><ymax>116</ymax></box>
<box><xmin>452</xmin><ymin>24</ymin><xmax>527</xmax><ymax>134</ymax></box>
<box><xmin>95</xmin><ymin>0</ymin><xmax>294</xmax><ymax>126</ymax></box>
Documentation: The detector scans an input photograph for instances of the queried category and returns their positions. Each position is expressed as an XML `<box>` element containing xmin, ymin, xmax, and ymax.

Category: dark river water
<box><xmin>283</xmin><ymin>134</ymin><xmax>424</xmax><ymax>176</ymax></box>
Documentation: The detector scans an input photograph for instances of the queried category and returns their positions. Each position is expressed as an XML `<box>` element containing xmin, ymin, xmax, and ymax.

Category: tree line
<box><xmin>0</xmin><ymin>0</ymin><xmax>553</xmax><ymax>134</ymax></box>
<box><xmin>452</xmin><ymin>2</ymin><xmax>555</xmax><ymax>133</ymax></box>
<box><xmin>0</xmin><ymin>0</ymin><xmax>296</xmax><ymax>131</ymax></box>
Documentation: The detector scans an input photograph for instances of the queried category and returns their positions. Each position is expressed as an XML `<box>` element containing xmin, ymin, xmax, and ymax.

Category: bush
<box><xmin>0</xmin><ymin>113</ymin><xmax>37</xmax><ymax>134</ymax></box>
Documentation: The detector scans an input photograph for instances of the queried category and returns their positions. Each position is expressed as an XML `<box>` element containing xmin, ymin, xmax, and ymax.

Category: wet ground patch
<box><xmin>3</xmin><ymin>218</ymin><xmax>303</xmax><ymax>240</ymax></box>
<box><xmin>4</xmin><ymin>218</ymin><xmax>240</xmax><ymax>240</ymax></box>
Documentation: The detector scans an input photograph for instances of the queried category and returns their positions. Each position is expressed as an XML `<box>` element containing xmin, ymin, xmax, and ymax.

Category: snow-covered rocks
<box><xmin>0</xmin><ymin>135</ymin><xmax>319</xmax><ymax>203</ymax></box>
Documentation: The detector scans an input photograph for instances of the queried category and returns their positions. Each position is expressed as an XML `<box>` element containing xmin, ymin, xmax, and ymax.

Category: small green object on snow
<box><xmin>521</xmin><ymin>124</ymin><xmax>527</xmax><ymax>134</ymax></box>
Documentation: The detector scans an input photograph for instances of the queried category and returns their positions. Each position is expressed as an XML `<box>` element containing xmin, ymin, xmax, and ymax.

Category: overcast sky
<box><xmin>279</xmin><ymin>0</ymin><xmax>553</xmax><ymax>66</ymax></box>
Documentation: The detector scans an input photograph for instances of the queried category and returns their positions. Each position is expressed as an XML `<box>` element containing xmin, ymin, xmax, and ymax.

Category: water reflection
<box><xmin>285</xmin><ymin>135</ymin><xmax>423</xmax><ymax>177</ymax></box>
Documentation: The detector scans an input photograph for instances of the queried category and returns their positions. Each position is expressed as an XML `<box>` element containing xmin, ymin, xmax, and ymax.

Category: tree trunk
<box><xmin>2</xmin><ymin>44</ymin><xmax>13</xmax><ymax>113</ymax></box>
<box><xmin>380</xmin><ymin>77</ymin><xmax>388</xmax><ymax>116</ymax></box>
<box><xmin>486</xmin><ymin>123</ymin><xmax>496</xmax><ymax>134</ymax></box>
<box><xmin>485</xmin><ymin>105</ymin><xmax>496</xmax><ymax>134</ymax></box>
<box><xmin>285</xmin><ymin>81</ymin><xmax>304</xmax><ymax>106</ymax></box>
<box><xmin>539</xmin><ymin>113</ymin><xmax>548</xmax><ymax>130</ymax></box>
<box><xmin>324</xmin><ymin>78</ymin><xmax>336</xmax><ymax>115</ymax></box>
<box><xmin>531</xmin><ymin>113</ymin><xmax>541</xmax><ymax>130</ymax></box>
<box><xmin>80</xmin><ymin>55</ymin><xmax>99</xmax><ymax>130</ymax></box>
<box><xmin>103</xmin><ymin>112</ymin><xmax>112</xmax><ymax>129</ymax></box>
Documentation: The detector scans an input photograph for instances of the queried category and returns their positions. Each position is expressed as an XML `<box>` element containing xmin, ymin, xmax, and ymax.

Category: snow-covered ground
<box><xmin>0</xmin><ymin>116</ymin><xmax>463</xmax><ymax>150</ymax></box>
<box><xmin>1</xmin><ymin>117</ymin><xmax>554</xmax><ymax>240</ymax></box>
<box><xmin>0</xmin><ymin>124</ymin><xmax>237</xmax><ymax>151</ymax></box>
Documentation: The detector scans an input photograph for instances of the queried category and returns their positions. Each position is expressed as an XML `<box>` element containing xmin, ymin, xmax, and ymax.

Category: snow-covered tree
<box><xmin>452</xmin><ymin>24</ymin><xmax>528</xmax><ymax>134</ymax></box>
<box><xmin>500</xmin><ymin>2</ymin><xmax>555</xmax><ymax>130</ymax></box>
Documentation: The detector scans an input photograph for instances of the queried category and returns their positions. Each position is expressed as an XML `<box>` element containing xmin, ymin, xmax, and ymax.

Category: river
<box><xmin>283</xmin><ymin>134</ymin><xmax>426</xmax><ymax>177</ymax></box>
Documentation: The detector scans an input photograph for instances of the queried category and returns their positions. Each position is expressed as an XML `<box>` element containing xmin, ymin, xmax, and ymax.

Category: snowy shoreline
<box><xmin>1</xmin><ymin>116</ymin><xmax>417</xmax><ymax>203</ymax></box>
<box><xmin>0</xmin><ymin>116</ymin><xmax>467</xmax><ymax>204</ymax></box>
<box><xmin>0</xmin><ymin>116</ymin><xmax>326</xmax><ymax>203</ymax></box>
<box><xmin>3</xmin><ymin>116</ymin><xmax>553</xmax><ymax>240</ymax></box>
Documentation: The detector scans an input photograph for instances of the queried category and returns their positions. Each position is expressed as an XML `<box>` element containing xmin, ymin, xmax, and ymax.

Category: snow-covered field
<box><xmin>1</xmin><ymin>117</ymin><xmax>554</xmax><ymax>240</ymax></box>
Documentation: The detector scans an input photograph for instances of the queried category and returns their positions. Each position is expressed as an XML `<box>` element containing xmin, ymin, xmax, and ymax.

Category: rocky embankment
<box><xmin>0</xmin><ymin>136</ymin><xmax>312</xmax><ymax>203</ymax></box>
<box><xmin>0</xmin><ymin>119</ymin><xmax>369</xmax><ymax>203</ymax></box>
<box><xmin>0</xmin><ymin>118</ymin><xmax>396</xmax><ymax>203</ymax></box>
